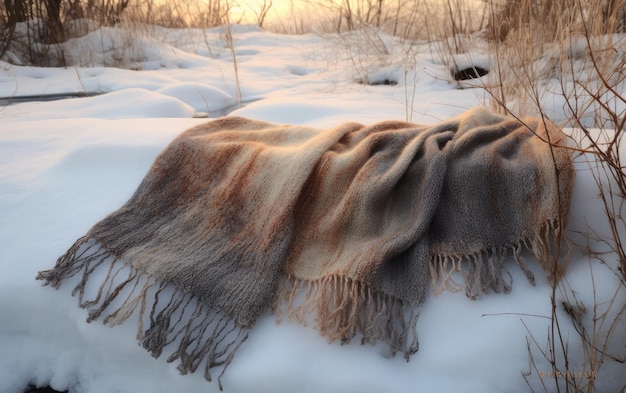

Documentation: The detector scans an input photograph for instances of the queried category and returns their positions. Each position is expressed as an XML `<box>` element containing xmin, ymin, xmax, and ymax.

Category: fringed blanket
<box><xmin>37</xmin><ymin>107</ymin><xmax>574</xmax><ymax>388</ymax></box>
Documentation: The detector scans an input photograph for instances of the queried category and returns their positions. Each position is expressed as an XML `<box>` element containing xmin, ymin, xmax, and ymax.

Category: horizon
<box><xmin>148</xmin><ymin>0</ymin><xmax>487</xmax><ymax>31</ymax></box>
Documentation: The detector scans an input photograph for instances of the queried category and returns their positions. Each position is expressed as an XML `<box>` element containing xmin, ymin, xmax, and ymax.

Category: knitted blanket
<box><xmin>37</xmin><ymin>107</ymin><xmax>574</xmax><ymax>388</ymax></box>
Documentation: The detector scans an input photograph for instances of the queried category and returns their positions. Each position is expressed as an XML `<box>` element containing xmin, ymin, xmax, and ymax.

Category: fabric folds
<box><xmin>37</xmin><ymin>107</ymin><xmax>574</xmax><ymax>388</ymax></box>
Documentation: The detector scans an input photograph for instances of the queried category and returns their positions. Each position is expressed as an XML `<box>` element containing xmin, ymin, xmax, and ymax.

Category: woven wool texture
<box><xmin>37</xmin><ymin>107</ymin><xmax>574</xmax><ymax>387</ymax></box>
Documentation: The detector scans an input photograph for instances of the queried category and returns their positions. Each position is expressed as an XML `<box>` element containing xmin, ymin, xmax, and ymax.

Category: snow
<box><xmin>0</xmin><ymin>24</ymin><xmax>625</xmax><ymax>393</ymax></box>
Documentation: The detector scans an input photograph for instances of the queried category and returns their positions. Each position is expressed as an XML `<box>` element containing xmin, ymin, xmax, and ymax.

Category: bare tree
<box><xmin>374</xmin><ymin>0</ymin><xmax>383</xmax><ymax>27</ymax></box>
<box><xmin>253</xmin><ymin>0</ymin><xmax>272</xmax><ymax>28</ymax></box>
<box><xmin>44</xmin><ymin>0</ymin><xmax>64</xmax><ymax>43</ymax></box>
<box><xmin>4</xmin><ymin>0</ymin><xmax>29</xmax><ymax>26</ymax></box>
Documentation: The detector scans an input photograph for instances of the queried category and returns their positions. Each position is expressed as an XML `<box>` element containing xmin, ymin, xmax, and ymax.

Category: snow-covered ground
<box><xmin>1</xmin><ymin>25</ymin><xmax>625</xmax><ymax>393</ymax></box>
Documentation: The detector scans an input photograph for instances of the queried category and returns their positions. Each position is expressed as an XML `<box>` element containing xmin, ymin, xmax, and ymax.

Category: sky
<box><xmin>229</xmin><ymin>0</ymin><xmax>484</xmax><ymax>25</ymax></box>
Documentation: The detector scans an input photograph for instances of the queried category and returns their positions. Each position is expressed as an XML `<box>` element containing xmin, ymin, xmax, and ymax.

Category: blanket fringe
<box><xmin>275</xmin><ymin>274</ymin><xmax>420</xmax><ymax>360</ymax></box>
<box><xmin>35</xmin><ymin>222</ymin><xmax>569</xmax><ymax>383</ymax></box>
<box><xmin>429</xmin><ymin>220</ymin><xmax>568</xmax><ymax>299</ymax></box>
<box><xmin>36</xmin><ymin>237</ymin><xmax>248</xmax><ymax>391</ymax></box>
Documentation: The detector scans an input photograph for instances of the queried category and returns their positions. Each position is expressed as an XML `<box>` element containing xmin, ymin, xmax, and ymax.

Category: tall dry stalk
<box><xmin>481</xmin><ymin>1</ymin><xmax>626</xmax><ymax>391</ymax></box>
<box><xmin>221</xmin><ymin>5</ymin><xmax>241</xmax><ymax>109</ymax></box>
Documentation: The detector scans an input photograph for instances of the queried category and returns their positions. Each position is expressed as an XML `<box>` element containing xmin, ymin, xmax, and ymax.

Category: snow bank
<box><xmin>0</xmin><ymin>25</ymin><xmax>624</xmax><ymax>393</ymax></box>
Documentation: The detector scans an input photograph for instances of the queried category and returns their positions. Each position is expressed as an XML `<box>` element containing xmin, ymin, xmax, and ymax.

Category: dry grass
<box><xmin>476</xmin><ymin>1</ymin><xmax>626</xmax><ymax>392</ymax></box>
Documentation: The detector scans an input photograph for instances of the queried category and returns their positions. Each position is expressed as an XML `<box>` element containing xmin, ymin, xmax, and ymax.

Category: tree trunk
<box><xmin>375</xmin><ymin>0</ymin><xmax>382</xmax><ymax>27</ymax></box>
<box><xmin>5</xmin><ymin>0</ymin><xmax>30</xmax><ymax>26</ymax></box>
<box><xmin>43</xmin><ymin>0</ymin><xmax>64</xmax><ymax>43</ymax></box>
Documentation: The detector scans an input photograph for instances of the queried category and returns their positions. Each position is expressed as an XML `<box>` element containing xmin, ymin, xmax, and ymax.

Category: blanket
<box><xmin>37</xmin><ymin>107</ymin><xmax>574</xmax><ymax>388</ymax></box>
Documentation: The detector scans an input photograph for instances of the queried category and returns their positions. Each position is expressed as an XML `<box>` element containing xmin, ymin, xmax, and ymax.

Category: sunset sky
<box><xmin>228</xmin><ymin>0</ymin><xmax>483</xmax><ymax>27</ymax></box>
